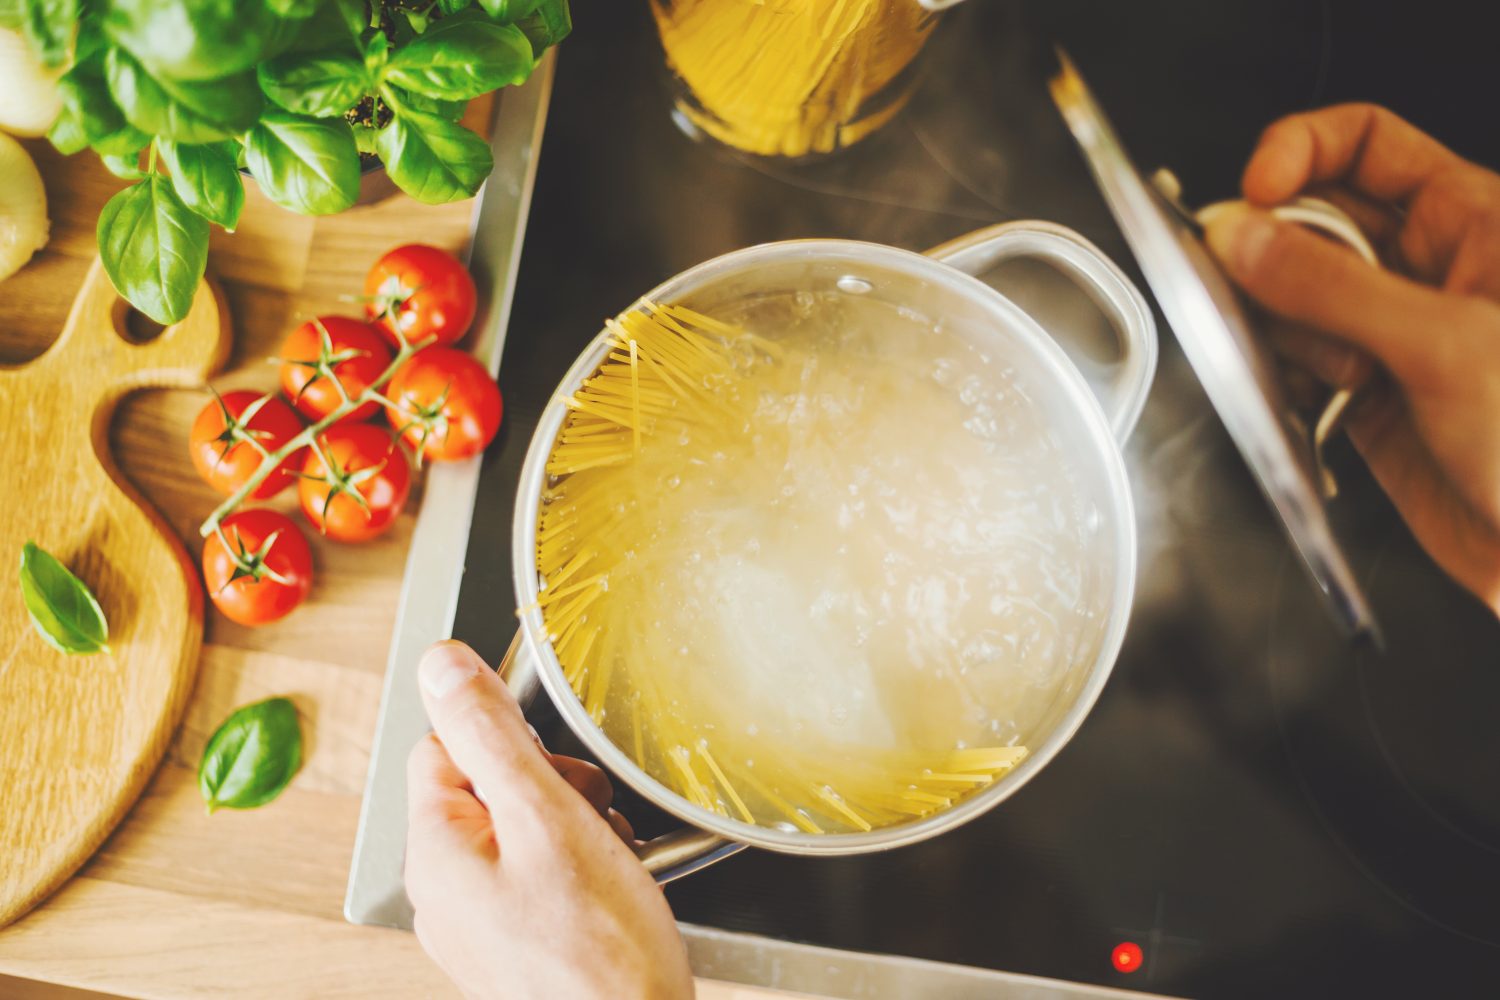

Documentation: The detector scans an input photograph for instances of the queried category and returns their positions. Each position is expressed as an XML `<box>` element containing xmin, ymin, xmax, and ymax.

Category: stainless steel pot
<box><xmin>499</xmin><ymin>221</ymin><xmax>1156</xmax><ymax>880</ymax></box>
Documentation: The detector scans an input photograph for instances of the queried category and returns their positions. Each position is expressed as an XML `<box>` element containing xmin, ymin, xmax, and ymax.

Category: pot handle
<box><xmin>496</xmin><ymin>631</ymin><xmax>746</xmax><ymax>884</ymax></box>
<box><xmin>926</xmin><ymin>221</ymin><xmax>1158</xmax><ymax>443</ymax></box>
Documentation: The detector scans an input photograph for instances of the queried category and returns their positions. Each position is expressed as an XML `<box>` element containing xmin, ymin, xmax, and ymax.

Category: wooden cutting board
<box><xmin>0</xmin><ymin>259</ymin><xmax>230</xmax><ymax>927</ymax></box>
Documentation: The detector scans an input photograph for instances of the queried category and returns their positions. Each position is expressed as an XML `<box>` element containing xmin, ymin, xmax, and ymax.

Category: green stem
<box><xmin>330</xmin><ymin>369</ymin><xmax>354</xmax><ymax>407</ymax></box>
<box><xmin>244</xmin><ymin>434</ymin><xmax>274</xmax><ymax>460</ymax></box>
<box><xmin>198</xmin><ymin>336</ymin><xmax>418</xmax><ymax>539</ymax></box>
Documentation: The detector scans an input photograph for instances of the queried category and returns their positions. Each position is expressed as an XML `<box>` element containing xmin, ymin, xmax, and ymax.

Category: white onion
<box><xmin>0</xmin><ymin>130</ymin><xmax>49</xmax><ymax>282</ymax></box>
<box><xmin>0</xmin><ymin>28</ymin><xmax>62</xmax><ymax>138</ymax></box>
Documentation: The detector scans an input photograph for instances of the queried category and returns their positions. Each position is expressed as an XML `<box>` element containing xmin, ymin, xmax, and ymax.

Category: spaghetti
<box><xmin>534</xmin><ymin>300</ymin><xmax>1029</xmax><ymax>834</ymax></box>
<box><xmin>651</xmin><ymin>0</ymin><xmax>937</xmax><ymax>158</ymax></box>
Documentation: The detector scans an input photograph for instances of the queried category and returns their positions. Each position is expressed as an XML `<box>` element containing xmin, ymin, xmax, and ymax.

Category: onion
<box><xmin>0</xmin><ymin>131</ymin><xmax>49</xmax><ymax>282</ymax></box>
<box><xmin>0</xmin><ymin>28</ymin><xmax>62</xmax><ymax>138</ymax></box>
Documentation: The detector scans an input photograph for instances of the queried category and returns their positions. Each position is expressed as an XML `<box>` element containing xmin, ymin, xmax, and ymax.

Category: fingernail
<box><xmin>1203</xmin><ymin>202</ymin><xmax>1277</xmax><ymax>276</ymax></box>
<box><xmin>419</xmin><ymin>642</ymin><xmax>481</xmax><ymax>700</ymax></box>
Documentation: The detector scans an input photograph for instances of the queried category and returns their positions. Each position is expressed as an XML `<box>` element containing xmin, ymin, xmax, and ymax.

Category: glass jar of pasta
<box><xmin>650</xmin><ymin>0</ymin><xmax>941</xmax><ymax>159</ymax></box>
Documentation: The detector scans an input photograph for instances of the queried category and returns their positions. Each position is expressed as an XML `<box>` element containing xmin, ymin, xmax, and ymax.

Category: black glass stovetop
<box><xmin>452</xmin><ymin>2</ymin><xmax>1500</xmax><ymax>996</ymax></box>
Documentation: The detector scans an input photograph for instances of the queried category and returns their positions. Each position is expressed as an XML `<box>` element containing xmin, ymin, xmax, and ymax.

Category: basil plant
<box><xmin>4</xmin><ymin>0</ymin><xmax>569</xmax><ymax>325</ymax></box>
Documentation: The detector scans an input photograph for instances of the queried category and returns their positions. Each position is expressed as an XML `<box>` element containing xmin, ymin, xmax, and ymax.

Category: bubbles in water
<box><xmin>585</xmin><ymin>288</ymin><xmax>1109</xmax><ymax>833</ymax></box>
<box><xmin>957</xmin><ymin>374</ymin><xmax>985</xmax><ymax>407</ymax></box>
<box><xmin>836</xmin><ymin>275</ymin><xmax>874</xmax><ymax>295</ymax></box>
<box><xmin>931</xmin><ymin>357</ymin><xmax>959</xmax><ymax>386</ymax></box>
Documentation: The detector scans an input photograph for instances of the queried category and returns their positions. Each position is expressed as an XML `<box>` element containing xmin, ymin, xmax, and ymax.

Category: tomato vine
<box><xmin>197</xmin><ymin>328</ymin><xmax>423</xmax><ymax>539</ymax></box>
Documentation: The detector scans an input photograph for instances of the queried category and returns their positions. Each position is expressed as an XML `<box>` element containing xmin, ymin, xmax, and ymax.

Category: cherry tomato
<box><xmin>364</xmin><ymin>244</ymin><xmax>477</xmax><ymax>349</ymax></box>
<box><xmin>383</xmin><ymin>348</ymin><xmax>503</xmax><ymax>462</ymax></box>
<box><xmin>202</xmin><ymin>510</ymin><xmax>314</xmax><ymax>626</ymax></box>
<box><xmin>188</xmin><ymin>391</ymin><xmax>305</xmax><ymax>499</ymax></box>
<box><xmin>278</xmin><ymin>315</ymin><xmax>392</xmax><ymax>423</ymax></box>
<box><xmin>298</xmin><ymin>423</ymin><xmax>412</xmax><ymax>542</ymax></box>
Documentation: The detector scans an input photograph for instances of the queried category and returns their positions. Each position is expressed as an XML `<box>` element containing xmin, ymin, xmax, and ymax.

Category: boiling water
<box><xmin>552</xmin><ymin>292</ymin><xmax>1110</xmax><ymax>832</ymax></box>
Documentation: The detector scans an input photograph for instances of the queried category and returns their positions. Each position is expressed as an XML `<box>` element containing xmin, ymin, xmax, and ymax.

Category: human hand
<box><xmin>1203</xmin><ymin>103</ymin><xmax>1500</xmax><ymax>614</ymax></box>
<box><xmin>405</xmin><ymin>640</ymin><xmax>693</xmax><ymax>1000</ymax></box>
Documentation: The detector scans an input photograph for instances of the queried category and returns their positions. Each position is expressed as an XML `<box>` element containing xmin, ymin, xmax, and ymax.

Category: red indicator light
<box><xmin>1112</xmin><ymin>941</ymin><xmax>1143</xmax><ymax>974</ymax></box>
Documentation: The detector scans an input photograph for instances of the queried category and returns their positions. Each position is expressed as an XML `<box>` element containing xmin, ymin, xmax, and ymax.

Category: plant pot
<box><xmin>353</xmin><ymin>160</ymin><xmax>399</xmax><ymax>206</ymax></box>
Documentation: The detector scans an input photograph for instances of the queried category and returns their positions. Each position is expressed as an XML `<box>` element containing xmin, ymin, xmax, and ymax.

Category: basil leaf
<box><xmin>19</xmin><ymin>541</ymin><xmax>110</xmax><ymax>655</ymax></box>
<box><xmin>271</xmin><ymin>0</ymin><xmax>358</xmax><ymax>56</ymax></box>
<box><xmin>22</xmin><ymin>0</ymin><xmax>74</xmax><ymax>67</ymax></box>
<box><xmin>382</xmin><ymin>20</ymin><xmax>532</xmax><ymax>101</ymax></box>
<box><xmin>394</xmin><ymin>88</ymin><xmax>466</xmax><ymax>122</ymax></box>
<box><xmin>157</xmin><ymin>139</ymin><xmax>244</xmax><ymax>231</ymax></box>
<box><xmin>401</xmin><ymin>6</ymin><xmax>432</xmax><ymax>35</ymax></box>
<box><xmin>361</xmin><ymin>31</ymin><xmax>389</xmax><ymax>79</ymax></box>
<box><xmin>106</xmin><ymin>46</ymin><xmax>262</xmax><ymax>144</ymax></box>
<box><xmin>478</xmin><ymin>0</ymin><xmax>540</xmax><ymax>20</ymax></box>
<box><xmin>92</xmin><ymin>124</ymin><xmax>150</xmax><ymax>157</ymax></box>
<box><xmin>332</xmin><ymin>0</ymin><xmax>367</xmax><ymax>39</ymax></box>
<box><xmin>245</xmin><ymin>110</ymin><xmax>360</xmax><ymax>215</ymax></box>
<box><xmin>100</xmin><ymin>150</ymin><xmax>146</xmax><ymax>179</ymax></box>
<box><xmin>97</xmin><ymin>174</ymin><xmax>210</xmax><ymax>325</ymax></box>
<box><xmin>515</xmin><ymin>0</ymin><xmax>570</xmax><ymax>55</ymax></box>
<box><xmin>52</xmin><ymin>51</ymin><xmax>149</xmax><ymax>156</ymax></box>
<box><xmin>103</xmin><ymin>0</ymin><xmax>296</xmax><ymax>81</ymax></box>
<box><xmin>352</xmin><ymin>120</ymin><xmax>381</xmax><ymax>157</ymax></box>
<box><xmin>259</xmin><ymin>50</ymin><xmax>368</xmax><ymax>117</ymax></box>
<box><xmin>48</xmin><ymin>102</ymin><xmax>88</xmax><ymax>154</ymax></box>
<box><xmin>437</xmin><ymin>0</ymin><xmax>469</xmax><ymax>14</ymax></box>
<box><xmin>72</xmin><ymin>12</ymin><xmax>105</xmax><ymax>60</ymax></box>
<box><xmin>268</xmin><ymin>0</ymin><xmax>320</xmax><ymax>16</ymax></box>
<box><xmin>377</xmin><ymin>105</ymin><xmax>492</xmax><ymax>204</ymax></box>
<box><xmin>198</xmin><ymin>697</ymin><xmax>302</xmax><ymax>812</ymax></box>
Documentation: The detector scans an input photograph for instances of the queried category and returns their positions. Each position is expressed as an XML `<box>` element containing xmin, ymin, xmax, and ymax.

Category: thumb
<box><xmin>417</xmin><ymin>640</ymin><xmax>565</xmax><ymax>826</ymax></box>
<box><xmin>1203</xmin><ymin>203</ymin><xmax>1458</xmax><ymax>386</ymax></box>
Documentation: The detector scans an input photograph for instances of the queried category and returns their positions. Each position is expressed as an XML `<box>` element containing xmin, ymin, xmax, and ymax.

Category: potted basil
<box><xmin>6</xmin><ymin>0</ymin><xmax>569</xmax><ymax>325</ymax></box>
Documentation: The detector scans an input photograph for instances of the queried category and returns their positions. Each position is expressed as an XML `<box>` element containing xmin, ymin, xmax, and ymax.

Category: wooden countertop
<box><xmin>0</xmin><ymin>126</ymin><xmax>802</xmax><ymax>1000</ymax></box>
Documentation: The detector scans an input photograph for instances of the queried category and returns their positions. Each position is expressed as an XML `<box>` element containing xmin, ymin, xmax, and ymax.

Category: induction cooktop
<box><xmin>358</xmin><ymin>2</ymin><xmax>1500</xmax><ymax>996</ymax></box>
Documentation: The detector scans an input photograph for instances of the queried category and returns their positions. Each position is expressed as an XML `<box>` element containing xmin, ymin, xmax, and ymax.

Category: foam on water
<box><xmin>581</xmin><ymin>291</ymin><xmax>1109</xmax><ymax>828</ymax></box>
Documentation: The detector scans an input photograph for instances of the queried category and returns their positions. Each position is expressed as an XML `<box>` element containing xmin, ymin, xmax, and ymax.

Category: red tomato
<box><xmin>188</xmin><ymin>391</ymin><xmax>305</xmax><ymax>499</ymax></box>
<box><xmin>202</xmin><ymin>510</ymin><xmax>314</xmax><ymax>626</ymax></box>
<box><xmin>278</xmin><ymin>316</ymin><xmax>392</xmax><ymax>423</ymax></box>
<box><xmin>384</xmin><ymin>348</ymin><xmax>503</xmax><ymax>462</ymax></box>
<box><xmin>298</xmin><ymin>423</ymin><xmax>411</xmax><ymax>542</ymax></box>
<box><xmin>364</xmin><ymin>244</ymin><xmax>477</xmax><ymax>349</ymax></box>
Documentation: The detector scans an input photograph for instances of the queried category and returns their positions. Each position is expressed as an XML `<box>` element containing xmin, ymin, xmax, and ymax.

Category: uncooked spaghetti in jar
<box><xmin>650</xmin><ymin>0</ymin><xmax>939</xmax><ymax>159</ymax></box>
